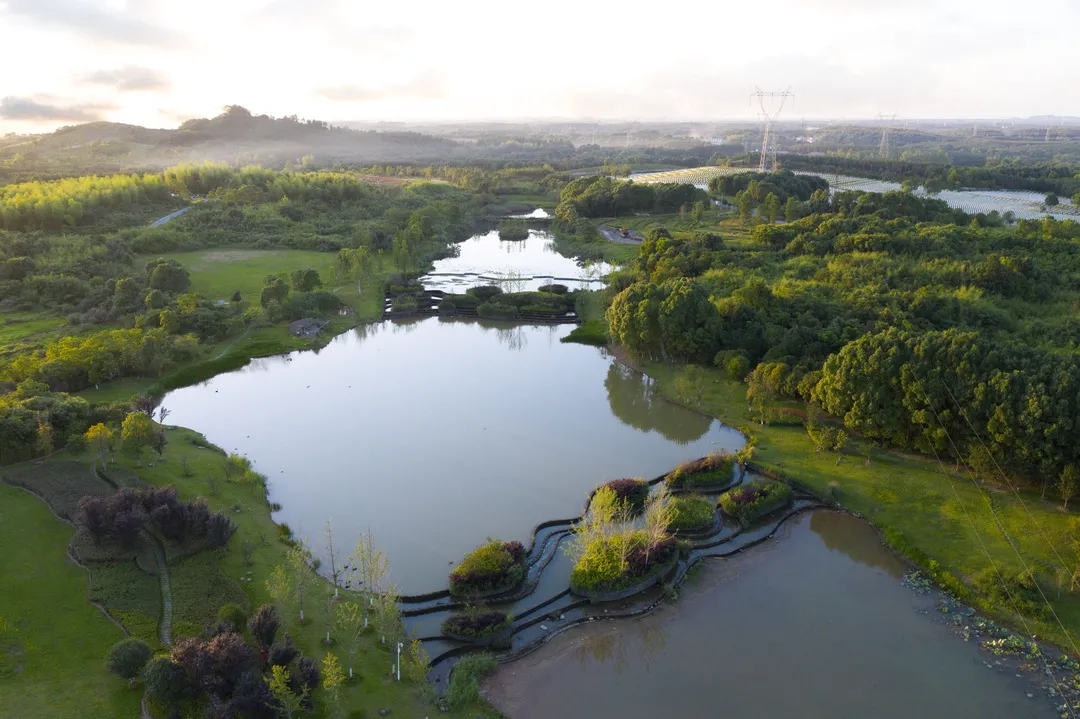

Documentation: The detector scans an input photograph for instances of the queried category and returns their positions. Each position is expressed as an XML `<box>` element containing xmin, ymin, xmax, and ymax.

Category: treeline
<box><xmin>707</xmin><ymin>170</ymin><xmax>828</xmax><ymax>202</ymax></box>
<box><xmin>554</xmin><ymin>175</ymin><xmax>706</xmax><ymax>222</ymax></box>
<box><xmin>778</xmin><ymin>155</ymin><xmax>1080</xmax><ymax>196</ymax></box>
<box><xmin>605</xmin><ymin>189</ymin><xmax>1080</xmax><ymax>486</ymax></box>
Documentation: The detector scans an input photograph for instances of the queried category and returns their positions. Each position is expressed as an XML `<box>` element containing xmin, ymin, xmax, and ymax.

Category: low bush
<box><xmin>718</xmin><ymin>479</ymin><xmax>792</xmax><ymax>525</ymax></box>
<box><xmin>539</xmin><ymin>283</ymin><xmax>569</xmax><ymax>295</ymax></box>
<box><xmin>438</xmin><ymin>299</ymin><xmax>457</xmax><ymax>315</ymax></box>
<box><xmin>446</xmin><ymin>652</ymin><xmax>499</xmax><ymax>710</ymax></box>
<box><xmin>669</xmin><ymin>495</ymin><xmax>715</xmax><ymax>531</ymax></box>
<box><xmin>467</xmin><ymin>285</ymin><xmax>503</xmax><ymax>300</ymax></box>
<box><xmin>390</xmin><ymin>295</ymin><xmax>420</xmax><ymax>313</ymax></box>
<box><xmin>664</xmin><ymin>452</ymin><xmax>734</xmax><ymax>490</ymax></box>
<box><xmin>441</xmin><ymin>610</ymin><xmax>511</xmax><ymax>639</ymax></box>
<box><xmin>217</xmin><ymin>604</ymin><xmax>248</xmax><ymax>631</ymax></box>
<box><xmin>476</xmin><ymin>301</ymin><xmax>520</xmax><ymax>320</ymax></box>
<box><xmin>561</xmin><ymin>319</ymin><xmax>608</xmax><ymax>346</ymax></box>
<box><xmin>449</xmin><ymin>539</ymin><xmax>527</xmax><ymax>597</ymax></box>
<box><xmin>973</xmin><ymin>567</ymin><xmax>1046</xmax><ymax>619</ymax></box>
<box><xmin>105</xmin><ymin>638</ymin><xmax>153</xmax><ymax>681</ymax></box>
<box><xmin>497</xmin><ymin>220</ymin><xmax>529</xmax><ymax>242</ymax></box>
<box><xmin>143</xmin><ymin>656</ymin><xmax>187</xmax><ymax>704</ymax></box>
<box><xmin>597</xmin><ymin>478</ymin><xmax>649</xmax><ymax>512</ymax></box>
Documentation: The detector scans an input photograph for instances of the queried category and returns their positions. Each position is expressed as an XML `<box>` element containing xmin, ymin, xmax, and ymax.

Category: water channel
<box><xmin>484</xmin><ymin>511</ymin><xmax>1054</xmax><ymax>719</ymax></box>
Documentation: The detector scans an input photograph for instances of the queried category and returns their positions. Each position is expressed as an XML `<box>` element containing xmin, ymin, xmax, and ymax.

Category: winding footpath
<box><xmin>150</xmin><ymin>206</ymin><xmax>192</xmax><ymax>226</ymax></box>
<box><xmin>148</xmin><ymin>538</ymin><xmax>173</xmax><ymax>647</ymax></box>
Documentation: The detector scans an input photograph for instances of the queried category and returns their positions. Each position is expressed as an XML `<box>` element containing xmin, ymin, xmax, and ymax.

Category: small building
<box><xmin>288</xmin><ymin>318</ymin><xmax>327</xmax><ymax>338</ymax></box>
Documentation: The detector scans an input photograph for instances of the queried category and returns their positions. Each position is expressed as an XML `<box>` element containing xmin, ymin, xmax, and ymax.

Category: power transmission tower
<box><xmin>751</xmin><ymin>87</ymin><xmax>794</xmax><ymax>172</ymax></box>
<box><xmin>877</xmin><ymin>112</ymin><xmax>897</xmax><ymax>156</ymax></box>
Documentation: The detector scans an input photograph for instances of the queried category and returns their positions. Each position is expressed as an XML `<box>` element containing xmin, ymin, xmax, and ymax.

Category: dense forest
<box><xmin>600</xmin><ymin>183</ymin><xmax>1080</xmax><ymax>488</ymax></box>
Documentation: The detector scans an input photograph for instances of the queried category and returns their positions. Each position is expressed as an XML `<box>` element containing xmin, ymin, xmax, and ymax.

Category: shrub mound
<box><xmin>570</xmin><ymin>532</ymin><xmax>677</xmax><ymax>595</ymax></box>
<box><xmin>538</xmin><ymin>283</ymin><xmax>569</xmax><ymax>294</ymax></box>
<box><xmin>664</xmin><ymin>452</ymin><xmax>734</xmax><ymax>490</ymax></box>
<box><xmin>449</xmin><ymin>539</ymin><xmax>527</xmax><ymax>597</ymax></box>
<box><xmin>597</xmin><ymin>478</ymin><xmax>649</xmax><ymax>513</ymax></box>
<box><xmin>497</xmin><ymin>221</ymin><xmax>529</xmax><ymax>241</ymax></box>
<box><xmin>718</xmin><ymin>479</ymin><xmax>792</xmax><ymax>525</ymax></box>
<box><xmin>477</xmin><ymin>301</ymin><xmax>520</xmax><ymax>320</ymax></box>
<box><xmin>668</xmin><ymin>495</ymin><xmax>715</xmax><ymax>531</ymax></box>
<box><xmin>467</xmin><ymin>285</ymin><xmax>504</xmax><ymax>300</ymax></box>
<box><xmin>441</xmin><ymin>610</ymin><xmax>512</xmax><ymax>640</ymax></box>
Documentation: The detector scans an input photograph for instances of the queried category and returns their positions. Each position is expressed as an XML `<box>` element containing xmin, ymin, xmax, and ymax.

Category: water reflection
<box><xmin>574</xmin><ymin>622</ymin><xmax>669</xmax><ymax>676</ymax></box>
<box><xmin>605</xmin><ymin>363</ymin><xmax>712</xmax><ymax>445</ymax></box>
<box><xmin>163</xmin><ymin>318</ymin><xmax>741</xmax><ymax>592</ymax></box>
<box><xmin>809</xmin><ymin>511</ymin><xmax>905</xmax><ymax>578</ymax></box>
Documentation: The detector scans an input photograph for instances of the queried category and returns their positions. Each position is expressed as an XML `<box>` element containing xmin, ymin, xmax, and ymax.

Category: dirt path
<box><xmin>148</xmin><ymin>539</ymin><xmax>173</xmax><ymax>647</ymax></box>
<box><xmin>212</xmin><ymin>324</ymin><xmax>252</xmax><ymax>360</ymax></box>
<box><xmin>598</xmin><ymin>225</ymin><xmax>643</xmax><ymax>244</ymax></box>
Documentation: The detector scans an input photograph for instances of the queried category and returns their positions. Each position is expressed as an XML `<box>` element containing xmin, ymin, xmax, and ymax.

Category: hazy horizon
<box><xmin>2</xmin><ymin>0</ymin><xmax>1079</xmax><ymax>134</ymax></box>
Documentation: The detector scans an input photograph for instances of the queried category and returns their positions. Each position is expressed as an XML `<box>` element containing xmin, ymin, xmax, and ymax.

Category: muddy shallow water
<box><xmin>484</xmin><ymin>511</ymin><xmax>1053</xmax><ymax>719</ymax></box>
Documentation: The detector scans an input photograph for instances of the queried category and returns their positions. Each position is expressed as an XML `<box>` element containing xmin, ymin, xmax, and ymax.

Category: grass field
<box><xmin>638</xmin><ymin>358</ymin><xmax>1080</xmax><ymax>650</ymax></box>
<box><xmin>0</xmin><ymin>313</ymin><xmax>68</xmax><ymax>346</ymax></box>
<box><xmin>0</xmin><ymin>482</ymin><xmax>140</xmax><ymax>719</ymax></box>
<box><xmin>1</xmin><ymin>428</ymin><xmax>492</xmax><ymax>718</ymax></box>
<box><xmin>153</xmin><ymin>249</ymin><xmax>343</xmax><ymax>304</ymax></box>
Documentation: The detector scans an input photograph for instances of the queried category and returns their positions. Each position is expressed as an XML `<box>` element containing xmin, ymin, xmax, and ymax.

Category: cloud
<box><xmin>0</xmin><ymin>96</ymin><xmax>116</xmax><ymax>122</ymax></box>
<box><xmin>82</xmin><ymin>66</ymin><xmax>170</xmax><ymax>92</ymax></box>
<box><xmin>317</xmin><ymin>73</ymin><xmax>444</xmax><ymax>103</ymax></box>
<box><xmin>2</xmin><ymin>0</ymin><xmax>183</xmax><ymax>47</ymax></box>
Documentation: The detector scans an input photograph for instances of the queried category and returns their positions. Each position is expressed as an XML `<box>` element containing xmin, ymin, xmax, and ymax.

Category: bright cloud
<box><xmin>1</xmin><ymin>0</ymin><xmax>1078</xmax><ymax>133</ymax></box>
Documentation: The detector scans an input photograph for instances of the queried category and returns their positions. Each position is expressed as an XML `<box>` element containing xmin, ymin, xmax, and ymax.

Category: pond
<box><xmin>420</xmin><ymin>228</ymin><xmax>612</xmax><ymax>293</ymax></box>
<box><xmin>484</xmin><ymin>511</ymin><xmax>1055</xmax><ymax>719</ymax></box>
<box><xmin>164</xmin><ymin>318</ymin><xmax>742</xmax><ymax>593</ymax></box>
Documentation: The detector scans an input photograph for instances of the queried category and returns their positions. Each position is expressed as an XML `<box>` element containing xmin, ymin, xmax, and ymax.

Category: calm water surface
<box><xmin>164</xmin><ymin>319</ymin><xmax>741</xmax><ymax>593</ymax></box>
<box><xmin>485</xmin><ymin>512</ymin><xmax>1052</xmax><ymax>719</ymax></box>
<box><xmin>421</xmin><ymin>229</ymin><xmax>612</xmax><ymax>293</ymax></box>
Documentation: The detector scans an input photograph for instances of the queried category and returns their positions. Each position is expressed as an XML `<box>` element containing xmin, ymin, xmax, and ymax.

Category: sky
<box><xmin>1</xmin><ymin>0</ymin><xmax>1079</xmax><ymax>134</ymax></box>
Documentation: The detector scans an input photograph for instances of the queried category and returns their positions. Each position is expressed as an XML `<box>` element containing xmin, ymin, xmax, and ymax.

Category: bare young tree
<box><xmin>348</xmin><ymin>529</ymin><xmax>390</xmax><ymax>626</ymax></box>
<box><xmin>643</xmin><ymin>486</ymin><xmax>676</xmax><ymax>565</ymax></box>
<box><xmin>323</xmin><ymin>520</ymin><xmax>342</xmax><ymax>597</ymax></box>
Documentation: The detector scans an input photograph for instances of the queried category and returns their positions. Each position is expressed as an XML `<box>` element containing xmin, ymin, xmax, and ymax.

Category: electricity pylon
<box><xmin>751</xmin><ymin>87</ymin><xmax>794</xmax><ymax>172</ymax></box>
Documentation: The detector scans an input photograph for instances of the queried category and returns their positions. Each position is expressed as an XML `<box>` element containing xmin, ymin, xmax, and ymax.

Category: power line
<box><xmin>909</xmin><ymin>381</ymin><xmax>1079</xmax><ymax>716</ymax></box>
<box><xmin>938</xmin><ymin>380</ymin><xmax>1080</xmax><ymax>660</ymax></box>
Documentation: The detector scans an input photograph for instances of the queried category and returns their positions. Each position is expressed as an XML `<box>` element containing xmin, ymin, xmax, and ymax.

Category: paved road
<box><xmin>599</xmin><ymin>225</ymin><xmax>643</xmax><ymax>244</ymax></box>
<box><xmin>151</xmin><ymin>206</ymin><xmax>192</xmax><ymax>226</ymax></box>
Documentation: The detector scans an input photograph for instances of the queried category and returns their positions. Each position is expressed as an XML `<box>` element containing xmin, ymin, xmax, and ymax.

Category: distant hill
<box><xmin>0</xmin><ymin>106</ymin><xmax>460</xmax><ymax>182</ymax></box>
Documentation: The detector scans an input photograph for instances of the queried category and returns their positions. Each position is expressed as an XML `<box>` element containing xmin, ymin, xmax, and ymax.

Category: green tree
<box><xmin>784</xmin><ymin>196</ymin><xmax>799</xmax><ymax>222</ymax></box>
<box><xmin>334</xmin><ymin>601</ymin><xmax>366</xmax><ymax>680</ymax></box>
<box><xmin>290</xmin><ymin>268</ymin><xmax>322</xmax><ymax>292</ymax></box>
<box><xmin>690</xmin><ymin>200</ymin><xmax>705</xmax><ymax>225</ymax></box>
<box><xmin>85</xmin><ymin>423</ymin><xmax>113</xmax><ymax>468</ymax></box>
<box><xmin>321</xmin><ymin>652</ymin><xmax>346</xmax><ymax>717</ymax></box>
<box><xmin>260</xmin><ymin>276</ymin><xmax>289</xmax><ymax>308</ymax></box>
<box><xmin>146</xmin><ymin>258</ymin><xmax>191</xmax><ymax>293</ymax></box>
<box><xmin>1072</xmin><ymin>191</ymin><xmax>1080</xmax><ymax>208</ymax></box>
<box><xmin>105</xmin><ymin>638</ymin><xmax>153</xmax><ymax>682</ymax></box>
<box><xmin>1046</xmin><ymin>193</ymin><xmax>1060</xmax><ymax>207</ymax></box>
<box><xmin>121</xmin><ymin>411</ymin><xmax>155</xmax><ymax>465</ymax></box>
<box><xmin>267</xmin><ymin>664</ymin><xmax>308</xmax><ymax>719</ymax></box>
<box><xmin>762</xmin><ymin>193</ymin><xmax>782</xmax><ymax>223</ymax></box>
<box><xmin>1060</xmin><ymin>465</ymin><xmax>1079</xmax><ymax>511</ymax></box>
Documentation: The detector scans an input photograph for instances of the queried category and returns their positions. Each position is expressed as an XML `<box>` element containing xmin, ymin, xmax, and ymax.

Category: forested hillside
<box><xmin>599</xmin><ymin>182</ymin><xmax>1080</xmax><ymax>490</ymax></box>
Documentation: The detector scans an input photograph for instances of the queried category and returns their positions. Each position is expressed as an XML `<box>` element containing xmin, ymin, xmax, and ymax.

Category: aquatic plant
<box><xmin>668</xmin><ymin>495</ymin><xmax>715</xmax><ymax>531</ymax></box>
<box><xmin>597</xmin><ymin>478</ymin><xmax>649</xmax><ymax>512</ymax></box>
<box><xmin>718</xmin><ymin>479</ymin><xmax>791</xmax><ymax>525</ymax></box>
<box><xmin>449</xmin><ymin>539</ymin><xmax>526</xmax><ymax>597</ymax></box>
<box><xmin>440</xmin><ymin>609</ymin><xmax>511</xmax><ymax>640</ymax></box>
<box><xmin>664</xmin><ymin>451</ymin><xmax>734</xmax><ymax>489</ymax></box>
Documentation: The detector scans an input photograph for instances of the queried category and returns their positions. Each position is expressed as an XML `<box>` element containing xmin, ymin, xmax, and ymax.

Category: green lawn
<box><xmin>640</xmin><ymin>359</ymin><xmax>1080</xmax><ymax>650</ymax></box>
<box><xmin>0</xmin><ymin>483</ymin><xmax>140</xmax><ymax>719</ymax></box>
<box><xmin>0</xmin><ymin>313</ymin><xmax>68</xmax><ymax>346</ymax></box>
<box><xmin>1</xmin><ymin>429</ymin><xmax>492</xmax><ymax>718</ymax></box>
<box><xmin>151</xmin><ymin>249</ymin><xmax>343</xmax><ymax>304</ymax></box>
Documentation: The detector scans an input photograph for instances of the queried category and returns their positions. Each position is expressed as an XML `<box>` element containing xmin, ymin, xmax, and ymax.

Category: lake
<box><xmin>163</xmin><ymin>318</ymin><xmax>742</xmax><ymax>593</ymax></box>
<box><xmin>484</xmin><ymin>511</ymin><xmax>1055</xmax><ymax>719</ymax></box>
